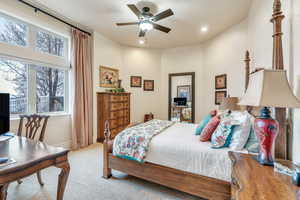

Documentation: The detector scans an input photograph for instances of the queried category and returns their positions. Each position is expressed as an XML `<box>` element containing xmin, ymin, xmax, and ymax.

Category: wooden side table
<box><xmin>229</xmin><ymin>152</ymin><xmax>300</xmax><ymax>200</ymax></box>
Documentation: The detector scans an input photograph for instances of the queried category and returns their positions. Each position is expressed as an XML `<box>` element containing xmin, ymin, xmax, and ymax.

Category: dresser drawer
<box><xmin>122</xmin><ymin>95</ymin><xmax>129</xmax><ymax>102</ymax></box>
<box><xmin>123</xmin><ymin>102</ymin><xmax>130</xmax><ymax>109</ymax></box>
<box><xmin>110</xmin><ymin>102</ymin><xmax>123</xmax><ymax>111</ymax></box>
<box><xmin>124</xmin><ymin>116</ymin><xmax>130</xmax><ymax>125</ymax></box>
<box><xmin>110</xmin><ymin>110</ymin><xmax>124</xmax><ymax>119</ymax></box>
<box><xmin>110</xmin><ymin>128</ymin><xmax>118</xmax><ymax>138</ymax></box>
<box><xmin>110</xmin><ymin>95</ymin><xmax>122</xmax><ymax>102</ymax></box>
<box><xmin>109</xmin><ymin>119</ymin><xmax>119</xmax><ymax>129</ymax></box>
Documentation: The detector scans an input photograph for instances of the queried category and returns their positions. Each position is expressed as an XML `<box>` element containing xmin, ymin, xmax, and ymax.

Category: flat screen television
<box><xmin>0</xmin><ymin>93</ymin><xmax>9</xmax><ymax>135</ymax></box>
<box><xmin>174</xmin><ymin>97</ymin><xmax>187</xmax><ymax>106</ymax></box>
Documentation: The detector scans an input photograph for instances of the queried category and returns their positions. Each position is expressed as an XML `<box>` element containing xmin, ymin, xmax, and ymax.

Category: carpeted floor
<box><xmin>7</xmin><ymin>144</ymin><xmax>203</xmax><ymax>200</ymax></box>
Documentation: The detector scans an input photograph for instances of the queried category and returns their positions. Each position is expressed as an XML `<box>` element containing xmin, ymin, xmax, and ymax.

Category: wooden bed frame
<box><xmin>102</xmin><ymin>1</ymin><xmax>287</xmax><ymax>199</ymax></box>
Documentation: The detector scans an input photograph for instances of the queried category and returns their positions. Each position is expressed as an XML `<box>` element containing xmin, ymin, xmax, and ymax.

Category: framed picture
<box><xmin>215</xmin><ymin>74</ymin><xmax>227</xmax><ymax>90</ymax></box>
<box><xmin>215</xmin><ymin>91</ymin><xmax>227</xmax><ymax>105</ymax></box>
<box><xmin>100</xmin><ymin>66</ymin><xmax>119</xmax><ymax>88</ymax></box>
<box><xmin>144</xmin><ymin>80</ymin><xmax>154</xmax><ymax>91</ymax></box>
<box><xmin>130</xmin><ymin>76</ymin><xmax>142</xmax><ymax>88</ymax></box>
<box><xmin>177</xmin><ymin>85</ymin><xmax>191</xmax><ymax>102</ymax></box>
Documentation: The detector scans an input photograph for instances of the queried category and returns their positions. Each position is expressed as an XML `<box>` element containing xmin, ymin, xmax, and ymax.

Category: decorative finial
<box><xmin>245</xmin><ymin>50</ymin><xmax>250</xmax><ymax>61</ymax></box>
<box><xmin>273</xmin><ymin>0</ymin><xmax>282</xmax><ymax>14</ymax></box>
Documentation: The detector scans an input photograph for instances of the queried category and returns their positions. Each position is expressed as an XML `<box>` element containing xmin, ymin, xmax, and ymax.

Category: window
<box><xmin>0</xmin><ymin>57</ymin><xmax>68</xmax><ymax>115</ymax></box>
<box><xmin>0</xmin><ymin>15</ymin><xmax>27</xmax><ymax>47</ymax></box>
<box><xmin>36</xmin><ymin>65</ymin><xmax>65</xmax><ymax>113</ymax></box>
<box><xmin>36</xmin><ymin>30</ymin><xmax>66</xmax><ymax>57</ymax></box>
<box><xmin>0</xmin><ymin>57</ymin><xmax>27</xmax><ymax>114</ymax></box>
<box><xmin>0</xmin><ymin>12</ymin><xmax>70</xmax><ymax>115</ymax></box>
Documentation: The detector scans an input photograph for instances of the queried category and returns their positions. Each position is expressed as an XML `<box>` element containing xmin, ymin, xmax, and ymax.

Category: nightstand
<box><xmin>228</xmin><ymin>152</ymin><xmax>300</xmax><ymax>200</ymax></box>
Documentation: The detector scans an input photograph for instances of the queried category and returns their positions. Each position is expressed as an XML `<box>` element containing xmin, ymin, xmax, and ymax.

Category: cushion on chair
<box><xmin>200</xmin><ymin>116</ymin><xmax>220</xmax><ymax>142</ymax></box>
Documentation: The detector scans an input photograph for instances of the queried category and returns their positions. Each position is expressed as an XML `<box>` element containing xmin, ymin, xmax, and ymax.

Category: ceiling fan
<box><xmin>116</xmin><ymin>4</ymin><xmax>174</xmax><ymax>37</ymax></box>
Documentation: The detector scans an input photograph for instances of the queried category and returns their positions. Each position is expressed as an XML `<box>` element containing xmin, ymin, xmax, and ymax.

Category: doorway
<box><xmin>168</xmin><ymin>72</ymin><xmax>195</xmax><ymax>123</ymax></box>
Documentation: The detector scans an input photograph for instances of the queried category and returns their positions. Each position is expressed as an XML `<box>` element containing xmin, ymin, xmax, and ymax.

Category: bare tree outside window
<box><xmin>36</xmin><ymin>65</ymin><xmax>65</xmax><ymax>113</ymax></box>
<box><xmin>36</xmin><ymin>31</ymin><xmax>65</xmax><ymax>57</ymax></box>
<box><xmin>0</xmin><ymin>16</ymin><xmax>27</xmax><ymax>46</ymax></box>
<box><xmin>0</xmin><ymin>58</ymin><xmax>27</xmax><ymax>114</ymax></box>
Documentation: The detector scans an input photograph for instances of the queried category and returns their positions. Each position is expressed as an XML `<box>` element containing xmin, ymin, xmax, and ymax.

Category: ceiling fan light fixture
<box><xmin>139</xmin><ymin>21</ymin><xmax>153</xmax><ymax>31</ymax></box>
<box><xmin>139</xmin><ymin>37</ymin><xmax>146</xmax><ymax>45</ymax></box>
<box><xmin>201</xmin><ymin>26</ymin><xmax>208</xmax><ymax>33</ymax></box>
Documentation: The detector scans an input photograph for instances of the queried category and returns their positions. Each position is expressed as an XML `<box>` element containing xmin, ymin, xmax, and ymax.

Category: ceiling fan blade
<box><xmin>127</xmin><ymin>4</ymin><xmax>142</xmax><ymax>18</ymax></box>
<box><xmin>116</xmin><ymin>22</ymin><xmax>139</xmax><ymax>26</ymax></box>
<box><xmin>152</xmin><ymin>23</ymin><xmax>171</xmax><ymax>33</ymax></box>
<box><xmin>151</xmin><ymin>9</ymin><xmax>174</xmax><ymax>22</ymax></box>
<box><xmin>139</xmin><ymin>30</ymin><xmax>146</xmax><ymax>37</ymax></box>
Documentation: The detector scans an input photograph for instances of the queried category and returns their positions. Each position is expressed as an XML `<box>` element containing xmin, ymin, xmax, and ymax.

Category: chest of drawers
<box><xmin>97</xmin><ymin>92</ymin><xmax>131</xmax><ymax>142</ymax></box>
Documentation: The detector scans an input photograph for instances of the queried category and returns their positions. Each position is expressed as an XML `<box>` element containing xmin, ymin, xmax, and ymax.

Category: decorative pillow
<box><xmin>244</xmin><ymin>115</ymin><xmax>259</xmax><ymax>153</ymax></box>
<box><xmin>211</xmin><ymin>121</ymin><xmax>235</xmax><ymax>149</ymax></box>
<box><xmin>229</xmin><ymin>111</ymin><xmax>252</xmax><ymax>150</ymax></box>
<box><xmin>195</xmin><ymin>115</ymin><xmax>212</xmax><ymax>135</ymax></box>
<box><xmin>210</xmin><ymin>110</ymin><xmax>217</xmax><ymax>117</ymax></box>
<box><xmin>244</xmin><ymin>127</ymin><xmax>259</xmax><ymax>153</ymax></box>
<box><xmin>195</xmin><ymin>110</ymin><xmax>217</xmax><ymax>135</ymax></box>
<box><xmin>200</xmin><ymin>116</ymin><xmax>220</xmax><ymax>142</ymax></box>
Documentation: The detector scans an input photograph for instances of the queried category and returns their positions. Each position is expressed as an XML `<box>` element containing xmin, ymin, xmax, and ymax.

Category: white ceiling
<box><xmin>28</xmin><ymin>0</ymin><xmax>252</xmax><ymax>49</ymax></box>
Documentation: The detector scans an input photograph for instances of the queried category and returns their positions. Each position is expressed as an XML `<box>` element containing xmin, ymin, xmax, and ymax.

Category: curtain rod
<box><xmin>18</xmin><ymin>0</ymin><xmax>92</xmax><ymax>36</ymax></box>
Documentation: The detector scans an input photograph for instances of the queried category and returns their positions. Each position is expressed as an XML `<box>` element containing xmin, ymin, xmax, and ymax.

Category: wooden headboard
<box><xmin>242</xmin><ymin>0</ymin><xmax>287</xmax><ymax>160</ymax></box>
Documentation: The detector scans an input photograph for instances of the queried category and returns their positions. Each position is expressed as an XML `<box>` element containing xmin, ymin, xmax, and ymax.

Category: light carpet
<box><xmin>7</xmin><ymin>144</ymin><xmax>203</xmax><ymax>200</ymax></box>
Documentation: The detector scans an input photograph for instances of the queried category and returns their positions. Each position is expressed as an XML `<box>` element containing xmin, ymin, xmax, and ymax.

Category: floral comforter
<box><xmin>113</xmin><ymin>119</ymin><xmax>175</xmax><ymax>163</ymax></box>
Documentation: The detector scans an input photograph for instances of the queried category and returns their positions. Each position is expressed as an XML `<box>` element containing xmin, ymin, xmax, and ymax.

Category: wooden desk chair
<box><xmin>17</xmin><ymin>114</ymin><xmax>50</xmax><ymax>186</ymax></box>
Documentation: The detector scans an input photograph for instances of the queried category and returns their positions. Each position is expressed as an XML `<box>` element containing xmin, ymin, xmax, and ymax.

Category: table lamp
<box><xmin>219</xmin><ymin>97</ymin><xmax>241</xmax><ymax>111</ymax></box>
<box><xmin>239</xmin><ymin>69</ymin><xmax>300</xmax><ymax>166</ymax></box>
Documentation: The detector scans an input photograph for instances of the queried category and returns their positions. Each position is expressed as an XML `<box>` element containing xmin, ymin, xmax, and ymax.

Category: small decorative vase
<box><xmin>118</xmin><ymin>80</ymin><xmax>122</xmax><ymax>89</ymax></box>
<box><xmin>254</xmin><ymin>107</ymin><xmax>279</xmax><ymax>166</ymax></box>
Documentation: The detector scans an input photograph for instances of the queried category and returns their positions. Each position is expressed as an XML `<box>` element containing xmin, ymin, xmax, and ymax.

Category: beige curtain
<box><xmin>71</xmin><ymin>29</ymin><xmax>93</xmax><ymax>150</ymax></box>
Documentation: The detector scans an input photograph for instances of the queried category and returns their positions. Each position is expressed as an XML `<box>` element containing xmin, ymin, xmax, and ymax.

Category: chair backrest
<box><xmin>17</xmin><ymin>114</ymin><xmax>50</xmax><ymax>141</ymax></box>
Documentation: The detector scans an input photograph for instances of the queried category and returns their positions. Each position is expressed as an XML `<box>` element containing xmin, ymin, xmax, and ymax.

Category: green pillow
<box><xmin>244</xmin><ymin>127</ymin><xmax>259</xmax><ymax>153</ymax></box>
<box><xmin>195</xmin><ymin>115</ymin><xmax>212</xmax><ymax>135</ymax></box>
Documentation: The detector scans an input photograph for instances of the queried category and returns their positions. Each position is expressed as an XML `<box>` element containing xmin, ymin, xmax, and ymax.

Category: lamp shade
<box><xmin>239</xmin><ymin>69</ymin><xmax>300</xmax><ymax>108</ymax></box>
<box><xmin>219</xmin><ymin>97</ymin><xmax>240</xmax><ymax>111</ymax></box>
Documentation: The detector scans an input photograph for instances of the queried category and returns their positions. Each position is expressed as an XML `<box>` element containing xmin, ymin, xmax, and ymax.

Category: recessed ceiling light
<box><xmin>201</xmin><ymin>26</ymin><xmax>208</xmax><ymax>33</ymax></box>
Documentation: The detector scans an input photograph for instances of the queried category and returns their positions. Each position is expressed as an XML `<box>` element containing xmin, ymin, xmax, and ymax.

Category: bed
<box><xmin>102</xmin><ymin>53</ymin><xmax>252</xmax><ymax>200</ymax></box>
<box><xmin>102</xmin><ymin>1</ymin><xmax>287</xmax><ymax>199</ymax></box>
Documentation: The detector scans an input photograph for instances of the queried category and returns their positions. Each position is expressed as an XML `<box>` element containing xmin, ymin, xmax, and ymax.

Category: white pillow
<box><xmin>229</xmin><ymin>111</ymin><xmax>252</xmax><ymax>150</ymax></box>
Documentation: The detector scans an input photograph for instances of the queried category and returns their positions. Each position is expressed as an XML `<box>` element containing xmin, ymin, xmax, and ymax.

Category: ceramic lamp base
<box><xmin>254</xmin><ymin>107</ymin><xmax>279</xmax><ymax>166</ymax></box>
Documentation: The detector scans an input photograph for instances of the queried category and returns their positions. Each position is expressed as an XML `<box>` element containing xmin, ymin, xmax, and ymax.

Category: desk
<box><xmin>0</xmin><ymin>136</ymin><xmax>70</xmax><ymax>200</ymax></box>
